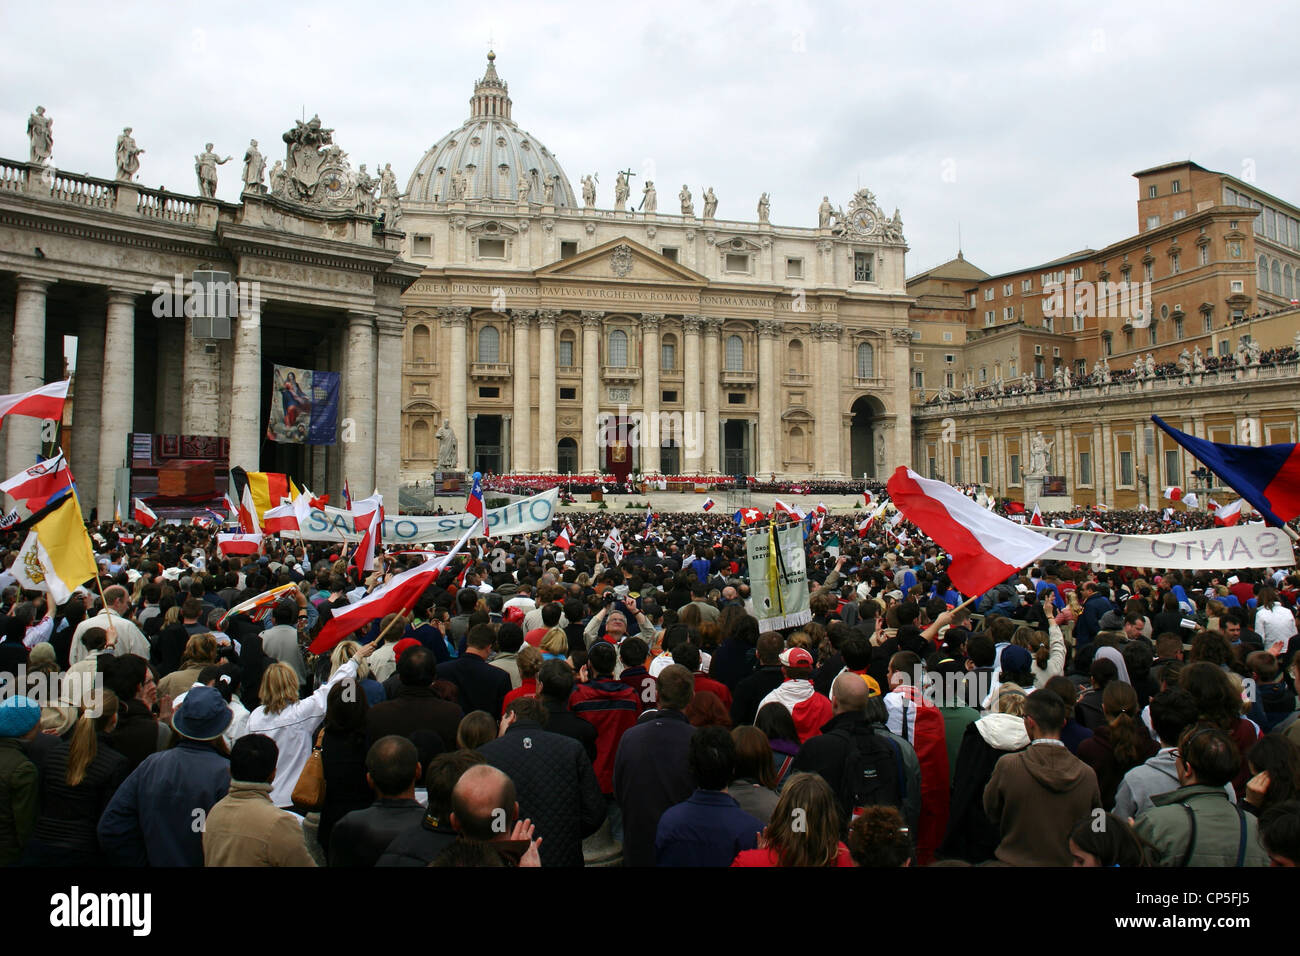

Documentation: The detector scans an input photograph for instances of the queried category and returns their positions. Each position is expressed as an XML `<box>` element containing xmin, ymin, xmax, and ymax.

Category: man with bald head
<box><xmin>791</xmin><ymin>672</ymin><xmax>920</xmax><ymax>838</ymax></box>
<box><xmin>447</xmin><ymin>764</ymin><xmax>542</xmax><ymax>866</ymax></box>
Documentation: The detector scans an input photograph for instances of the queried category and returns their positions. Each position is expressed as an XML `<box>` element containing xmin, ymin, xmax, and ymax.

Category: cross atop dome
<box><xmin>471</xmin><ymin>50</ymin><xmax>512</xmax><ymax>121</ymax></box>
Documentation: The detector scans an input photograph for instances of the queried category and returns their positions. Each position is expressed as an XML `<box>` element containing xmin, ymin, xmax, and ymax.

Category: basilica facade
<box><xmin>395</xmin><ymin>54</ymin><xmax>915</xmax><ymax>482</ymax></box>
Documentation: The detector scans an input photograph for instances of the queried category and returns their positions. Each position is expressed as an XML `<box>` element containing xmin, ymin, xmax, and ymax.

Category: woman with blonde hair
<box><xmin>731</xmin><ymin>773</ymin><xmax>853</xmax><ymax>867</ymax></box>
<box><xmin>23</xmin><ymin>690</ymin><xmax>127</xmax><ymax>866</ymax></box>
<box><xmin>156</xmin><ymin>634</ymin><xmax>220</xmax><ymax>699</ymax></box>
<box><xmin>330</xmin><ymin>640</ymin><xmax>386</xmax><ymax>706</ymax></box>
<box><xmin>248</xmin><ymin>638</ymin><xmax>379</xmax><ymax>808</ymax></box>
<box><xmin>539</xmin><ymin>627</ymin><xmax>568</xmax><ymax>662</ymax></box>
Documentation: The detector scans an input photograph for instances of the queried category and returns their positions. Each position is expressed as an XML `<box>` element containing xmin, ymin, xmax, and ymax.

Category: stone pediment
<box><xmin>535</xmin><ymin>237</ymin><xmax>705</xmax><ymax>285</ymax></box>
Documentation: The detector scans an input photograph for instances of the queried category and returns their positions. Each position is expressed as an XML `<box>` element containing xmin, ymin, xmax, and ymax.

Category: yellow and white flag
<box><xmin>13</xmin><ymin>494</ymin><xmax>98</xmax><ymax>603</ymax></box>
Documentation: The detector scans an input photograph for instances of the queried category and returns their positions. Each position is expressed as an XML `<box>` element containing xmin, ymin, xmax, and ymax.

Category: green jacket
<box><xmin>1134</xmin><ymin>783</ymin><xmax>1268</xmax><ymax>867</ymax></box>
<box><xmin>0</xmin><ymin>738</ymin><xmax>38</xmax><ymax>866</ymax></box>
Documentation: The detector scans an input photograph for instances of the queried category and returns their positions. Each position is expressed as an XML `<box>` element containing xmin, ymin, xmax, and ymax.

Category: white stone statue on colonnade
<box><xmin>1029</xmin><ymin>431</ymin><xmax>1053</xmax><ymax>475</ymax></box>
<box><xmin>195</xmin><ymin>143</ymin><xmax>232</xmax><ymax>198</ymax></box>
<box><xmin>758</xmin><ymin>193</ymin><xmax>770</xmax><ymax>223</ymax></box>
<box><xmin>680</xmin><ymin>184</ymin><xmax>693</xmax><ymax>216</ymax></box>
<box><xmin>28</xmin><ymin>106</ymin><xmax>53</xmax><ymax>165</ymax></box>
<box><xmin>581</xmin><ymin>174</ymin><xmax>597</xmax><ymax>207</ymax></box>
<box><xmin>242</xmin><ymin>140</ymin><xmax>266</xmax><ymax>192</ymax></box>
<box><xmin>115</xmin><ymin>128</ymin><xmax>144</xmax><ymax>181</ymax></box>
<box><xmin>614</xmin><ymin>171</ymin><xmax>629</xmax><ymax>210</ymax></box>
<box><xmin>641</xmin><ymin>180</ymin><xmax>657</xmax><ymax>213</ymax></box>
<box><xmin>702</xmin><ymin>187</ymin><xmax>717</xmax><ymax>219</ymax></box>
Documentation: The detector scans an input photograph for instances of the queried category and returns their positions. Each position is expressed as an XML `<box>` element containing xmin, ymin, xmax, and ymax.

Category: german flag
<box><xmin>229</xmin><ymin>468</ymin><xmax>300</xmax><ymax>527</ymax></box>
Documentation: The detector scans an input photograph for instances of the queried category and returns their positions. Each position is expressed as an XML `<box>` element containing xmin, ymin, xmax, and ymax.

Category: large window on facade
<box><xmin>854</xmin><ymin>252</ymin><xmax>873</xmax><ymax>282</ymax></box>
<box><xmin>1120</xmin><ymin>450</ymin><xmax>1134</xmax><ymax>486</ymax></box>
<box><xmin>661</xmin><ymin>336</ymin><xmax>677</xmax><ymax>370</ymax></box>
<box><xmin>558</xmin><ymin>334</ymin><xmax>575</xmax><ymax>367</ymax></box>
<box><xmin>725</xmin><ymin>334</ymin><xmax>744</xmax><ymax>371</ymax></box>
<box><xmin>477</xmin><ymin>325</ymin><xmax>499</xmax><ymax>363</ymax></box>
<box><xmin>856</xmin><ymin>342</ymin><xmax>874</xmax><ymax>378</ymax></box>
<box><xmin>1079</xmin><ymin>451</ymin><xmax>1092</xmax><ymax>485</ymax></box>
<box><xmin>608</xmin><ymin>329</ymin><xmax>628</xmax><ymax>367</ymax></box>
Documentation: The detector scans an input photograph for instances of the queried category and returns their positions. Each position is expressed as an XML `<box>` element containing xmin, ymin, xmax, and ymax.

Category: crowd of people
<box><xmin>0</xmin><ymin>500</ymin><xmax>1297</xmax><ymax>869</ymax></box>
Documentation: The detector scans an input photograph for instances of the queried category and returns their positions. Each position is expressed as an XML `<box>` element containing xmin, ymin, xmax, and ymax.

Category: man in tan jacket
<box><xmin>203</xmin><ymin>735</ymin><xmax>315</xmax><ymax>867</ymax></box>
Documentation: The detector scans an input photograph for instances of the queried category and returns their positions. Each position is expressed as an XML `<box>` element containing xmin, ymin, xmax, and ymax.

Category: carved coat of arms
<box><xmin>610</xmin><ymin>244</ymin><xmax>634</xmax><ymax>278</ymax></box>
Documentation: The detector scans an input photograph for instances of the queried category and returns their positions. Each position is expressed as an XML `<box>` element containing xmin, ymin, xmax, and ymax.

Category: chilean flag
<box><xmin>1029</xmin><ymin>504</ymin><xmax>1044</xmax><ymax>527</ymax></box>
<box><xmin>1153</xmin><ymin>415</ymin><xmax>1300</xmax><ymax>527</ymax></box>
<box><xmin>466</xmin><ymin>471</ymin><xmax>485</xmax><ymax>531</ymax></box>
<box><xmin>1214</xmin><ymin>499</ymin><xmax>1245</xmax><ymax>527</ymax></box>
<box><xmin>132</xmin><ymin>498</ymin><xmax>158</xmax><ymax>528</ymax></box>
<box><xmin>0</xmin><ymin>379</ymin><xmax>69</xmax><ymax>426</ymax></box>
<box><xmin>887</xmin><ymin>467</ymin><xmax>1057</xmax><ymax>596</ymax></box>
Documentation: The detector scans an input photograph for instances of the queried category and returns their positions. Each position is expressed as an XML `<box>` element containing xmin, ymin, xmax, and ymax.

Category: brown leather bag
<box><xmin>292</xmin><ymin>728</ymin><xmax>326</xmax><ymax>811</ymax></box>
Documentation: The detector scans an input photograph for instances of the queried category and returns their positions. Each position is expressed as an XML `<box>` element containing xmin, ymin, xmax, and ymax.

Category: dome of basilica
<box><xmin>406</xmin><ymin>52</ymin><xmax>578</xmax><ymax>208</ymax></box>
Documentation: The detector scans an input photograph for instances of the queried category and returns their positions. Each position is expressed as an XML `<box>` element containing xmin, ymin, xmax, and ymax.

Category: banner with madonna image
<box><xmin>266</xmin><ymin>365</ymin><xmax>340</xmax><ymax>445</ymax></box>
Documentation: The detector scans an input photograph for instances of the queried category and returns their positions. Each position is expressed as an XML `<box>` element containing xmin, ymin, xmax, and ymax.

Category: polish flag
<box><xmin>0</xmin><ymin>380</ymin><xmax>69</xmax><ymax>425</ymax></box>
<box><xmin>310</xmin><ymin>522</ymin><xmax>476</xmax><ymax>655</ymax></box>
<box><xmin>342</xmin><ymin>479</ymin><xmax>353</xmax><ymax>511</ymax></box>
<box><xmin>1163</xmin><ymin>486</ymin><xmax>1183</xmax><ymax>502</ymax></box>
<box><xmin>815</xmin><ymin>502</ymin><xmax>828</xmax><ymax>515</ymax></box>
<box><xmin>237</xmin><ymin>482</ymin><xmax>260</xmax><ymax>534</ymax></box>
<box><xmin>1</xmin><ymin>453</ymin><xmax>72</xmax><ymax>510</ymax></box>
<box><xmin>132</xmin><ymin>498</ymin><xmax>158</xmax><ymax>528</ymax></box>
<box><xmin>1207</xmin><ymin>498</ymin><xmax>1221</xmax><ymax>513</ymax></box>
<box><xmin>1029</xmin><ymin>504</ymin><xmax>1044</xmax><ymax>527</ymax></box>
<box><xmin>1214</xmin><ymin>499</ymin><xmax>1245</xmax><ymax>527</ymax></box>
<box><xmin>261</xmin><ymin>500</ymin><xmax>300</xmax><ymax>536</ymax></box>
<box><xmin>863</xmin><ymin>491</ymin><xmax>874</xmax><ymax>508</ymax></box>
<box><xmin>772</xmin><ymin>499</ymin><xmax>805</xmax><ymax>521</ymax></box>
<box><xmin>351</xmin><ymin>505</ymin><xmax>383</xmax><ymax>577</ymax></box>
<box><xmin>554</xmin><ymin>522</ymin><xmax>573</xmax><ymax>550</ymax></box>
<box><xmin>1089</xmin><ymin>520</ymin><xmax>1106</xmax><ymax>532</ymax></box>
<box><xmin>886</xmin><ymin>467</ymin><xmax>1057</xmax><ymax>596</ymax></box>
<box><xmin>217</xmin><ymin>533</ymin><xmax>263</xmax><ymax>556</ymax></box>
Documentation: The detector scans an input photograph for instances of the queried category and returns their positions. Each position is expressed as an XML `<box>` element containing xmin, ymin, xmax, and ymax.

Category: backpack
<box><xmin>832</xmin><ymin>724</ymin><xmax>907</xmax><ymax>824</ymax></box>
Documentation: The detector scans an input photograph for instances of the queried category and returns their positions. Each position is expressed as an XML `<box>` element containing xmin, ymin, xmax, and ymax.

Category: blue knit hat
<box><xmin>0</xmin><ymin>696</ymin><xmax>43</xmax><ymax>738</ymax></box>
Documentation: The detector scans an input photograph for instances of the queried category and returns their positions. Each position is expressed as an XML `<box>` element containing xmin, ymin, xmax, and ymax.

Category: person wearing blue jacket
<box><xmin>1074</xmin><ymin>581</ymin><xmax>1115</xmax><ymax>651</ymax></box>
<box><xmin>98</xmin><ymin>686</ymin><xmax>232</xmax><ymax>867</ymax></box>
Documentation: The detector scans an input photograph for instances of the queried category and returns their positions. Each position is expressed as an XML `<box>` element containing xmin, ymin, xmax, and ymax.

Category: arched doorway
<box><xmin>473</xmin><ymin>415</ymin><xmax>503</xmax><ymax>474</ymax></box>
<box><xmin>850</xmin><ymin>396</ymin><xmax>886</xmax><ymax>479</ymax></box>
<box><xmin>556</xmin><ymin>437</ymin><xmax>578</xmax><ymax>474</ymax></box>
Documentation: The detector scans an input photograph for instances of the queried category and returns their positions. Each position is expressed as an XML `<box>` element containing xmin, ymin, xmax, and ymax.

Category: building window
<box><xmin>477</xmin><ymin>237</ymin><xmax>506</xmax><ymax>259</ymax></box>
<box><xmin>979</xmin><ymin>366</ymin><xmax>987</xmax><ymax>383</ymax></box>
<box><xmin>727</xmin><ymin>393</ymin><xmax>746</xmax><ymax>405</ymax></box>
<box><xmin>1005</xmin><ymin>306</ymin><xmax>1016</xmax><ymax>320</ymax></box>
<box><xmin>1171</xmin><ymin>179</ymin><xmax>1181</xmax><ymax>193</ymax></box>
<box><xmin>984</xmin><ymin>287</ymin><xmax>995</xmax><ymax>301</ymax></box>
<box><xmin>1073</xmin><ymin>314</ymin><xmax>1085</xmax><ymax>332</ymax></box>
<box><xmin>1174</xmin><ymin>316</ymin><xmax>1184</xmax><ymax>339</ymax></box>
<box><xmin>1003</xmin><ymin>282</ymin><xmax>1013</xmax><ymax>296</ymax></box>
<box><xmin>1148</xmin><ymin>325</ymin><xmax>1158</xmax><ymax>345</ymax></box>
<box><xmin>1229</xmin><ymin>310</ymin><xmax>1243</xmax><ymax>323</ymax></box>
<box><xmin>786</xmin><ymin>257</ymin><xmax>804</xmax><ymax>278</ymax></box>
<box><xmin>944</xmin><ymin>352</ymin><xmax>955</xmax><ymax>364</ymax></box>
<box><xmin>1146</xmin><ymin>215</ymin><xmax>1160</xmax><ymax>230</ymax></box>
<box><xmin>1010</xmin><ymin>454</ymin><xmax>1021</xmax><ymax>485</ymax></box>
<box><xmin>1043</xmin><ymin>316</ymin><xmax>1054</xmax><ymax>332</ymax></box>
<box><xmin>725</xmin><ymin>334</ymin><xmax>744</xmax><ymax>371</ymax></box>
<box><xmin>1148</xmin><ymin>185</ymin><xmax>1158</xmax><ymax>199</ymax></box>
<box><xmin>725</xmin><ymin>253</ymin><xmax>750</xmax><ymax>273</ymax></box>
<box><xmin>969</xmin><ymin>293</ymin><xmax>976</xmax><ymax>307</ymax></box>
<box><xmin>913</xmin><ymin>370</ymin><xmax>924</xmax><ymax>389</ymax></box>
<box><xmin>1171</xmin><ymin>252</ymin><xmax>1180</xmax><ymax>274</ymax></box>
<box><xmin>477</xmin><ymin>325</ymin><xmax>500</xmax><ymax>363</ymax></box>
<box><xmin>856</xmin><ymin>342</ymin><xmax>874</xmax><ymax>378</ymax></box>
<box><xmin>1218</xmin><ymin>340</ymin><xmax>1230</xmax><ymax>356</ymax></box>
<box><xmin>559</xmin><ymin>386</ymin><xmax>576</xmax><ymax>400</ymax></box>
<box><xmin>952</xmin><ymin>456</ymin><xmax>962</xmax><ymax>482</ymax></box>
<box><xmin>608</xmin><ymin>329</ymin><xmax>628</xmax><ymax>367</ymax></box>
<box><xmin>661</xmin><ymin>247</ymin><xmax>678</xmax><ymax>262</ymax></box>
<box><xmin>1103</xmin><ymin>332</ymin><xmax>1113</xmax><ymax>356</ymax></box>
<box><xmin>1286</xmin><ymin>265</ymin><xmax>1294</xmax><ymax>299</ymax></box>
<box><xmin>1120</xmin><ymin>450</ymin><xmax>1134</xmax><ymax>486</ymax></box>
<box><xmin>411</xmin><ymin>234</ymin><xmax>432</xmax><ymax>256</ymax></box>
<box><xmin>1173</xmin><ymin>209</ymin><xmax>1186</xmax><ymax>220</ymax></box>
<box><xmin>1164</xmin><ymin>449</ymin><xmax>1180</xmax><ymax>487</ymax></box>
<box><xmin>1199</xmin><ymin>245</ymin><xmax>1209</xmax><ymax>266</ymax></box>
<box><xmin>662</xmin><ymin>390</ymin><xmax>677</xmax><ymax>403</ymax></box>
<box><xmin>1079</xmin><ymin>451</ymin><xmax>1092</xmax><ymax>485</ymax></box>
<box><xmin>1271</xmin><ymin>260</ymin><xmax>1281</xmax><ymax>293</ymax></box>
<box><xmin>854</xmin><ymin>252</ymin><xmax>873</xmax><ymax>282</ymax></box>
<box><xmin>1204</xmin><ymin>313</ymin><xmax>1215</xmax><ymax>333</ymax></box>
<box><xmin>943</xmin><ymin>331</ymin><xmax>953</xmax><ymax>342</ymax></box>
<box><xmin>1144</xmin><ymin>263</ymin><xmax>1154</xmax><ymax>282</ymax></box>
<box><xmin>558</xmin><ymin>336</ymin><xmax>574</xmax><ymax>367</ymax></box>
<box><xmin>1121</xmin><ymin>266</ymin><xmax>1131</xmax><ymax>284</ymax></box>
<box><xmin>945</xmin><ymin>372</ymin><xmax>955</xmax><ymax>388</ymax></box>
<box><xmin>661</xmin><ymin>336</ymin><xmax>677</xmax><ymax>371</ymax></box>
<box><xmin>1259</xmin><ymin>256</ymin><xmax>1270</xmax><ymax>292</ymax></box>
<box><xmin>980</xmin><ymin>455</ymin><xmax>990</xmax><ymax>484</ymax></box>
<box><xmin>1022</xmin><ymin>278</ymin><xmax>1033</xmax><ymax>293</ymax></box>
<box><xmin>560</xmin><ymin>240</ymin><xmax>578</xmax><ymax>259</ymax></box>
<box><xmin>985</xmin><ymin>311</ymin><xmax>995</xmax><ymax>327</ymax></box>
<box><xmin>929</xmin><ymin>456</ymin><xmax>937</xmax><ymax>479</ymax></box>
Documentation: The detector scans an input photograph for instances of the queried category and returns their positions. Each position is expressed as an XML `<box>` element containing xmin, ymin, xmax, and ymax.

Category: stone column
<box><xmin>682</xmin><ymin>315</ymin><xmax>703</xmax><ymax>474</ymax></box>
<box><xmin>890</xmin><ymin>328</ymin><xmax>913</xmax><ymax>473</ymax></box>
<box><xmin>375</xmin><ymin>317</ymin><xmax>404</xmax><ymax>508</ymax></box>
<box><xmin>580</xmin><ymin>311</ymin><xmax>603</xmax><ymax>473</ymax></box>
<box><xmin>343</xmin><ymin>311</ymin><xmax>376</xmax><ymax>495</ymax></box>
<box><xmin>0</xmin><ymin>301</ymin><xmax>13</xmax><ymax>422</ymax></box>
<box><xmin>991</xmin><ymin>427</ymin><xmax>1003</xmax><ymax>498</ymax></box>
<box><xmin>181</xmin><ymin>316</ymin><xmax>222</xmax><ymax>436</ymax></box>
<box><xmin>6</xmin><ymin>277</ymin><xmax>50</xmax><ymax>483</ymax></box>
<box><xmin>154</xmin><ymin>318</ymin><xmax>184</xmax><ymax>434</ymax></box>
<box><xmin>70</xmin><ymin>313</ymin><xmax>105</xmax><ymax>517</ymax></box>
<box><xmin>510</xmin><ymin>309</ymin><xmax>535</xmax><ymax>473</ymax></box>
<box><xmin>702</xmin><ymin>316</ymin><xmax>722</xmax><ymax>473</ymax></box>
<box><xmin>757</xmin><ymin>320</ymin><xmax>781</xmax><ymax>474</ymax></box>
<box><xmin>228</xmin><ymin>293</ymin><xmax>262</xmax><ymax>474</ymax></box>
<box><xmin>467</xmin><ymin>413</ymin><xmax>477</xmax><ymax>472</ymax></box>
<box><xmin>1099</xmin><ymin>422</ymin><xmax>1113</xmax><ymax>506</ymax></box>
<box><xmin>640</xmin><ymin>313</ymin><xmax>662</xmax><ymax>472</ymax></box>
<box><xmin>536</xmin><ymin>310</ymin><xmax>559</xmax><ymax>471</ymax></box>
<box><xmin>441</xmin><ymin>307</ymin><xmax>469</xmax><ymax>471</ymax></box>
<box><xmin>502</xmin><ymin>414</ymin><xmax>512</xmax><ymax>473</ymax></box>
<box><xmin>1060</xmin><ymin>425</ymin><xmax>1074</xmax><ymax>500</ymax></box>
<box><xmin>97</xmin><ymin>290</ymin><xmax>136</xmax><ymax>517</ymax></box>
<box><xmin>817</xmin><ymin>323</ymin><xmax>843</xmax><ymax>476</ymax></box>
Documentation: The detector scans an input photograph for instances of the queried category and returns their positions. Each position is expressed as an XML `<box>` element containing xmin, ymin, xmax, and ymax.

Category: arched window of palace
<box><xmin>857</xmin><ymin>342</ymin><xmax>874</xmax><ymax>379</ymax></box>
<box><xmin>608</xmin><ymin>329</ymin><xmax>628</xmax><ymax>367</ymax></box>
<box><xmin>478</xmin><ymin>325</ymin><xmax>500</xmax><ymax>363</ymax></box>
<box><xmin>725</xmin><ymin>334</ymin><xmax>744</xmax><ymax>371</ymax></box>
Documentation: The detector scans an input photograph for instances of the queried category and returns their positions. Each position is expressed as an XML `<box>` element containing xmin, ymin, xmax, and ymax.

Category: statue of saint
<box><xmin>1029</xmin><ymin>431</ymin><xmax>1054</xmax><ymax>475</ymax></box>
<box><xmin>517</xmin><ymin>175</ymin><xmax>530</xmax><ymax>202</ymax></box>
<box><xmin>1247</xmin><ymin>339</ymin><xmax>1262</xmax><ymax>366</ymax></box>
<box><xmin>242</xmin><ymin>139</ymin><xmax>265</xmax><ymax>191</ymax></box>
<box><xmin>1145</xmin><ymin>353</ymin><xmax>1156</xmax><ymax>378</ymax></box>
<box><xmin>614</xmin><ymin>171</ymin><xmax>630</xmax><ymax>211</ymax></box>
<box><xmin>27</xmin><ymin>106</ymin><xmax>53</xmax><ymax>165</ymax></box>
<box><xmin>818</xmin><ymin>195</ymin><xmax>833</xmax><ymax>229</ymax></box>
<box><xmin>1178</xmin><ymin>348</ymin><xmax>1193</xmax><ymax>375</ymax></box>
<box><xmin>544</xmin><ymin>175</ymin><xmax>555</xmax><ymax>204</ymax></box>
<box><xmin>354</xmin><ymin>164</ymin><xmax>377</xmax><ymax>215</ymax></box>
<box><xmin>1192</xmin><ymin>345</ymin><xmax>1206</xmax><ymax>372</ymax></box>
<box><xmin>1061</xmin><ymin>365</ymin><xmax>1071</xmax><ymax>389</ymax></box>
<box><xmin>702</xmin><ymin>187</ymin><xmax>717</xmax><ymax>219</ymax></box>
<box><xmin>1053</xmin><ymin>366</ymin><xmax>1064</xmax><ymax>389</ymax></box>
<box><xmin>270</xmin><ymin>160</ymin><xmax>286</xmax><ymax>196</ymax></box>
<box><xmin>115</xmin><ymin>128</ymin><xmax>144</xmax><ymax>181</ymax></box>
<box><xmin>436</xmin><ymin>421</ymin><xmax>458</xmax><ymax>469</ymax></box>
<box><xmin>581</xmin><ymin>174</ymin><xmax>597</xmax><ymax>207</ymax></box>
<box><xmin>679</xmin><ymin>184</ymin><xmax>693</xmax><ymax>216</ymax></box>
<box><xmin>641</xmin><ymin>180</ymin><xmax>657</xmax><ymax>213</ymax></box>
<box><xmin>757</xmin><ymin>192</ymin><xmax>770</xmax><ymax>224</ymax></box>
<box><xmin>194</xmin><ymin>143</ymin><xmax>232</xmax><ymax>198</ymax></box>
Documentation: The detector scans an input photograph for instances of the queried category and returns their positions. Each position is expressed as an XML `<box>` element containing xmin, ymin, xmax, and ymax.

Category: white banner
<box><xmin>297</xmin><ymin>489</ymin><xmax>559</xmax><ymax>544</ymax></box>
<box><xmin>1028</xmin><ymin>524</ymin><xmax>1294</xmax><ymax>570</ymax></box>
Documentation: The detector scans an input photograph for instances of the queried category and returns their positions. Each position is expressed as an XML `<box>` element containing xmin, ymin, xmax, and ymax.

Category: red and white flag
<box><xmin>1163</xmin><ymin>486</ymin><xmax>1183</xmax><ymax>502</ymax></box>
<box><xmin>237</xmin><ymin>482</ymin><xmax>260</xmax><ymax>534</ymax></box>
<box><xmin>1063</xmin><ymin>516</ymin><xmax>1087</xmax><ymax>529</ymax></box>
<box><xmin>351</xmin><ymin>505</ymin><xmax>383</xmax><ymax>578</ymax></box>
<box><xmin>736</xmin><ymin>507</ymin><xmax>765</xmax><ymax>526</ymax></box>
<box><xmin>1029</xmin><ymin>504</ymin><xmax>1044</xmax><ymax>527</ymax></box>
<box><xmin>1182</xmin><ymin>492</ymin><xmax>1200</xmax><ymax>510</ymax></box>
<box><xmin>553</xmin><ymin>522</ymin><xmax>574</xmax><ymax>551</ymax></box>
<box><xmin>1213</xmin><ymin>499</ymin><xmax>1245</xmax><ymax>527</ymax></box>
<box><xmin>771</xmin><ymin>498</ymin><xmax>805</xmax><ymax>521</ymax></box>
<box><xmin>0</xmin><ymin>380</ymin><xmax>69</xmax><ymax>426</ymax></box>
<box><xmin>309</xmin><ymin>522</ymin><xmax>477</xmax><ymax>655</ymax></box>
<box><xmin>1207</xmin><ymin>498</ymin><xmax>1221</xmax><ymax>513</ymax></box>
<box><xmin>261</xmin><ymin>501</ymin><xmax>300</xmax><ymax>536</ymax></box>
<box><xmin>132</xmin><ymin>498</ymin><xmax>158</xmax><ymax>528</ymax></box>
<box><xmin>1</xmin><ymin>453</ymin><xmax>72</xmax><ymax>511</ymax></box>
<box><xmin>886</xmin><ymin>467</ymin><xmax>1056</xmax><ymax>597</ymax></box>
<box><xmin>217</xmin><ymin>533</ymin><xmax>263</xmax><ymax>556</ymax></box>
<box><xmin>701</xmin><ymin>497</ymin><xmax>715</xmax><ymax>512</ymax></box>
<box><xmin>815</xmin><ymin>502</ymin><xmax>828</xmax><ymax>515</ymax></box>
<box><xmin>863</xmin><ymin>491</ymin><xmax>874</xmax><ymax>508</ymax></box>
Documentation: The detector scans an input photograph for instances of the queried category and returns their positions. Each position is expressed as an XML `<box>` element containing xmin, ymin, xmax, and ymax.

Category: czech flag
<box><xmin>887</xmin><ymin>467</ymin><xmax>1056</xmax><ymax>596</ymax></box>
<box><xmin>132</xmin><ymin>498</ymin><xmax>158</xmax><ymax>528</ymax></box>
<box><xmin>1152</xmin><ymin>415</ymin><xmax>1300</xmax><ymax>527</ymax></box>
<box><xmin>702</xmin><ymin>497</ymin><xmax>715</xmax><ymax>512</ymax></box>
<box><xmin>1214</xmin><ymin>499</ymin><xmax>1245</xmax><ymax>527</ymax></box>
<box><xmin>0</xmin><ymin>379</ymin><xmax>69</xmax><ymax>427</ymax></box>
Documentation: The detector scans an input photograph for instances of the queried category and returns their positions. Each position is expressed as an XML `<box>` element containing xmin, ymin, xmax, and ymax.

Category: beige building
<box><xmin>396</xmin><ymin>54</ymin><xmax>916</xmax><ymax>481</ymax></box>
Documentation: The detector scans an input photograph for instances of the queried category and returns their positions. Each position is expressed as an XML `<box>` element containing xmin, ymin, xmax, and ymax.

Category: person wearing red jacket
<box><xmin>755</xmin><ymin>648</ymin><xmax>833</xmax><ymax>744</ymax></box>
<box><xmin>570</xmin><ymin>641</ymin><xmax>640</xmax><ymax>840</ymax></box>
<box><xmin>673</xmin><ymin>643</ymin><xmax>733</xmax><ymax>712</ymax></box>
<box><xmin>882</xmin><ymin>650</ymin><xmax>950</xmax><ymax>865</ymax></box>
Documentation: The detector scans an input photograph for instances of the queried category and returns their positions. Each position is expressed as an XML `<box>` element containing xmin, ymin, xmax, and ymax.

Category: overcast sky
<box><xmin>4</xmin><ymin>0</ymin><xmax>1298</xmax><ymax>278</ymax></box>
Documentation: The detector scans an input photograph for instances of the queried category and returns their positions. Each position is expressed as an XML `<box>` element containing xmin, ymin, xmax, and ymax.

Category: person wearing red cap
<box><xmin>754</xmin><ymin>647</ymin><xmax>832</xmax><ymax>744</ymax></box>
